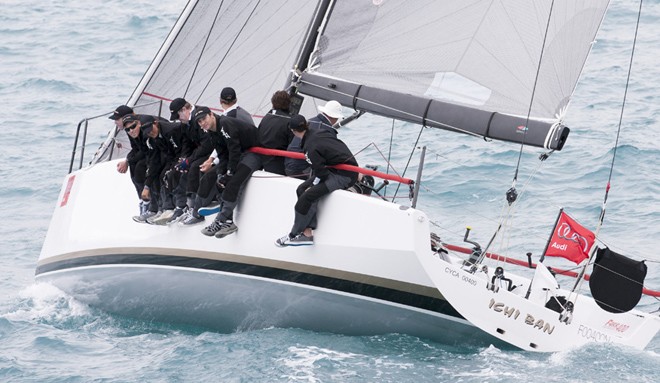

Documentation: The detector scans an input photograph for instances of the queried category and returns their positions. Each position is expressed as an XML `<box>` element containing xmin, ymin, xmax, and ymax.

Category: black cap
<box><xmin>121</xmin><ymin>114</ymin><xmax>139</xmax><ymax>126</ymax></box>
<box><xmin>140</xmin><ymin>115</ymin><xmax>156</xmax><ymax>135</ymax></box>
<box><xmin>193</xmin><ymin>106</ymin><xmax>212</xmax><ymax>122</ymax></box>
<box><xmin>288</xmin><ymin>114</ymin><xmax>308</xmax><ymax>132</ymax></box>
<box><xmin>109</xmin><ymin>105</ymin><xmax>133</xmax><ymax>120</ymax></box>
<box><xmin>220</xmin><ymin>87</ymin><xmax>236</xmax><ymax>103</ymax></box>
<box><xmin>169</xmin><ymin>98</ymin><xmax>187</xmax><ymax>121</ymax></box>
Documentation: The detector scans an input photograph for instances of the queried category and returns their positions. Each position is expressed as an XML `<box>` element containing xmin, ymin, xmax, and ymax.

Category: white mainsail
<box><xmin>296</xmin><ymin>0</ymin><xmax>610</xmax><ymax>149</ymax></box>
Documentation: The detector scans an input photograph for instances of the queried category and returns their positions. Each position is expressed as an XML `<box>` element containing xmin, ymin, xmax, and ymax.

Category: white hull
<box><xmin>38</xmin><ymin>160</ymin><xmax>502</xmax><ymax>346</ymax></box>
<box><xmin>416</xmin><ymin>251</ymin><xmax>660</xmax><ymax>351</ymax></box>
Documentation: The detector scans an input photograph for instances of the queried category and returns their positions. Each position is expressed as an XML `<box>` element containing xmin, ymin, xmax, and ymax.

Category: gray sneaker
<box><xmin>133</xmin><ymin>210</ymin><xmax>157</xmax><ymax>223</ymax></box>
<box><xmin>149</xmin><ymin>210</ymin><xmax>174</xmax><ymax>225</ymax></box>
<box><xmin>275</xmin><ymin>233</ymin><xmax>314</xmax><ymax>247</ymax></box>
<box><xmin>166</xmin><ymin>207</ymin><xmax>187</xmax><ymax>225</ymax></box>
<box><xmin>179</xmin><ymin>209</ymin><xmax>205</xmax><ymax>226</ymax></box>
<box><xmin>201</xmin><ymin>220</ymin><xmax>223</xmax><ymax>236</ymax></box>
<box><xmin>214</xmin><ymin>221</ymin><xmax>238</xmax><ymax>238</ymax></box>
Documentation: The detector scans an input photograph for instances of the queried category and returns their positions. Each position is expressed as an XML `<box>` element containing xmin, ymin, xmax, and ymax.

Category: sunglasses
<box><xmin>124</xmin><ymin>123</ymin><xmax>138</xmax><ymax>132</ymax></box>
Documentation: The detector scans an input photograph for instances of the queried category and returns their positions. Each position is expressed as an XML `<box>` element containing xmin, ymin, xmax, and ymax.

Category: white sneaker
<box><xmin>149</xmin><ymin>210</ymin><xmax>174</xmax><ymax>225</ymax></box>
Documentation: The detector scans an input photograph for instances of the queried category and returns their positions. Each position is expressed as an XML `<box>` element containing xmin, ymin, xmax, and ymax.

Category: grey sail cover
<box><xmin>297</xmin><ymin>0</ymin><xmax>610</xmax><ymax>149</ymax></box>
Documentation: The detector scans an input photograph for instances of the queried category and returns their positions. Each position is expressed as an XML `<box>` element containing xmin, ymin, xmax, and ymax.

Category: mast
<box><xmin>285</xmin><ymin>0</ymin><xmax>334</xmax><ymax>91</ymax></box>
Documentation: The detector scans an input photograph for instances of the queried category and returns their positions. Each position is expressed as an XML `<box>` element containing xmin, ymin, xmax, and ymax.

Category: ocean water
<box><xmin>1</xmin><ymin>0</ymin><xmax>659</xmax><ymax>381</ymax></box>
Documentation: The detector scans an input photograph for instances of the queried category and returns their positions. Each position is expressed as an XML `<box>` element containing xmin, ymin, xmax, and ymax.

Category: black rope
<box><xmin>512</xmin><ymin>0</ymin><xmax>555</xmax><ymax>184</ymax></box>
<box><xmin>599</xmin><ymin>0</ymin><xmax>644</xmax><ymax>225</ymax></box>
<box><xmin>187</xmin><ymin>1</ymin><xmax>225</xmax><ymax>98</ymax></box>
<box><xmin>422</xmin><ymin>99</ymin><xmax>432</xmax><ymax>127</ymax></box>
<box><xmin>484</xmin><ymin>112</ymin><xmax>496</xmax><ymax>142</ymax></box>
<box><xmin>196</xmin><ymin>0</ymin><xmax>263</xmax><ymax>103</ymax></box>
<box><xmin>352</xmin><ymin>85</ymin><xmax>362</xmax><ymax>110</ymax></box>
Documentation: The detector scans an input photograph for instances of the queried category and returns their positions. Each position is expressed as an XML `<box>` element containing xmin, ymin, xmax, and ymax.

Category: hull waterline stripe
<box><xmin>35</xmin><ymin>253</ymin><xmax>463</xmax><ymax>320</ymax></box>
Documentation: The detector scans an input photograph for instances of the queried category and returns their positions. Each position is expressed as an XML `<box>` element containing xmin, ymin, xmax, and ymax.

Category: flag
<box><xmin>545</xmin><ymin>212</ymin><xmax>595</xmax><ymax>264</ymax></box>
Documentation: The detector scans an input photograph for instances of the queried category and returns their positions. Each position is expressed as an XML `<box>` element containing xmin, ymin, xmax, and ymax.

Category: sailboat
<box><xmin>37</xmin><ymin>0</ymin><xmax>660</xmax><ymax>351</ymax></box>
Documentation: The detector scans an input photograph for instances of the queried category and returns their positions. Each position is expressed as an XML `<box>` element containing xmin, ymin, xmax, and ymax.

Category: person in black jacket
<box><xmin>112</xmin><ymin>107</ymin><xmax>146</xmax><ymax>209</ymax></box>
<box><xmin>256</xmin><ymin>90</ymin><xmax>294</xmax><ymax>175</ymax></box>
<box><xmin>284</xmin><ymin>100</ymin><xmax>344</xmax><ymax>178</ymax></box>
<box><xmin>121</xmin><ymin>114</ymin><xmax>163</xmax><ymax>222</ymax></box>
<box><xmin>169</xmin><ymin>98</ymin><xmax>215</xmax><ymax>223</ymax></box>
<box><xmin>119</xmin><ymin>113</ymin><xmax>155</xmax><ymax>220</ymax></box>
<box><xmin>276</xmin><ymin>114</ymin><xmax>358</xmax><ymax>247</ymax></box>
<box><xmin>193</xmin><ymin>106</ymin><xmax>259</xmax><ymax>238</ymax></box>
<box><xmin>199</xmin><ymin>91</ymin><xmax>294</xmax><ymax>238</ymax></box>
<box><xmin>138</xmin><ymin>115</ymin><xmax>190</xmax><ymax>224</ymax></box>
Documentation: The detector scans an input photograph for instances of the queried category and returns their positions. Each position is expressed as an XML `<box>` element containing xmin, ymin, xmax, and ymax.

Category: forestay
<box><xmin>296</xmin><ymin>0</ymin><xmax>610</xmax><ymax>150</ymax></box>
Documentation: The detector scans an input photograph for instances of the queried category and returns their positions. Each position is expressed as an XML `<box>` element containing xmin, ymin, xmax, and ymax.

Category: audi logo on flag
<box><xmin>557</xmin><ymin>222</ymin><xmax>590</xmax><ymax>253</ymax></box>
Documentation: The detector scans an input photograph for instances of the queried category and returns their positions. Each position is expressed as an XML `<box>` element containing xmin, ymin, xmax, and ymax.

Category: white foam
<box><xmin>2</xmin><ymin>282</ymin><xmax>91</xmax><ymax>323</ymax></box>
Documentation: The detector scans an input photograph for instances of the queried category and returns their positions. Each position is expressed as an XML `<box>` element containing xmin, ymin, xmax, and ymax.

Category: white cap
<box><xmin>317</xmin><ymin>100</ymin><xmax>343</xmax><ymax>119</ymax></box>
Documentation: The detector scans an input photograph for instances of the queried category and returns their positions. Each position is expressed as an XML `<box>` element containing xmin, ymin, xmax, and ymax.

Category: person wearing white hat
<box><xmin>284</xmin><ymin>100</ymin><xmax>344</xmax><ymax>178</ymax></box>
<box><xmin>312</xmin><ymin>100</ymin><xmax>344</xmax><ymax>134</ymax></box>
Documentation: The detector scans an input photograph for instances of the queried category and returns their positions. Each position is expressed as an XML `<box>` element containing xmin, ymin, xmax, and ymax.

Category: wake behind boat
<box><xmin>37</xmin><ymin>0</ymin><xmax>659</xmax><ymax>351</ymax></box>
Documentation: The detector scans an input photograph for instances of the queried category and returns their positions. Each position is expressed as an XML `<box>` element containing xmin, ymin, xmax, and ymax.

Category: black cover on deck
<box><xmin>589</xmin><ymin>247</ymin><xmax>647</xmax><ymax>313</ymax></box>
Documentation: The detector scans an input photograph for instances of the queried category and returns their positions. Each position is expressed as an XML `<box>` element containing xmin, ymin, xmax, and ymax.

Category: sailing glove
<box><xmin>175</xmin><ymin>158</ymin><xmax>189</xmax><ymax>172</ymax></box>
<box><xmin>217</xmin><ymin>172</ymin><xmax>233</xmax><ymax>188</ymax></box>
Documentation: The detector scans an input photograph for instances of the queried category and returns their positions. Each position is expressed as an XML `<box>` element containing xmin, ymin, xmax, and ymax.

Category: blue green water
<box><xmin>1</xmin><ymin>0</ymin><xmax>659</xmax><ymax>381</ymax></box>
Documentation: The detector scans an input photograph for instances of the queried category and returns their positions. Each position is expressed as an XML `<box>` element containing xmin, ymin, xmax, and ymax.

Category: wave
<box><xmin>126</xmin><ymin>15</ymin><xmax>164</xmax><ymax>29</ymax></box>
<box><xmin>16</xmin><ymin>78</ymin><xmax>83</xmax><ymax>93</ymax></box>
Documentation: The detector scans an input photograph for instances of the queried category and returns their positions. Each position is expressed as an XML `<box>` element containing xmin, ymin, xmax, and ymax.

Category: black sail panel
<box><xmin>589</xmin><ymin>247</ymin><xmax>647</xmax><ymax>313</ymax></box>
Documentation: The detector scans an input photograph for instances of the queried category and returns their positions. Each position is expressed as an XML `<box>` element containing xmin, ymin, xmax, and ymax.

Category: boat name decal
<box><xmin>578</xmin><ymin>325</ymin><xmax>612</xmax><ymax>343</ymax></box>
<box><xmin>604</xmin><ymin>319</ymin><xmax>630</xmax><ymax>333</ymax></box>
<box><xmin>444</xmin><ymin>267</ymin><xmax>477</xmax><ymax>286</ymax></box>
<box><xmin>488</xmin><ymin>298</ymin><xmax>555</xmax><ymax>334</ymax></box>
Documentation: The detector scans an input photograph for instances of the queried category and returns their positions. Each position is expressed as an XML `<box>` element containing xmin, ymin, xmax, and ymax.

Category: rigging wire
<box><xmin>195</xmin><ymin>0</ymin><xmax>263</xmax><ymax>104</ymax></box>
<box><xmin>598</xmin><ymin>0</ymin><xmax>643</xmax><ymax>227</ymax></box>
<box><xmin>511</xmin><ymin>0</ymin><xmax>555</xmax><ymax>187</ymax></box>
<box><xmin>472</xmin><ymin>0</ymin><xmax>557</xmax><ymax>267</ymax></box>
<box><xmin>393</xmin><ymin>124</ymin><xmax>425</xmax><ymax>200</ymax></box>
<box><xmin>572</xmin><ymin>0</ymin><xmax>645</xmax><ymax>296</ymax></box>
<box><xmin>186</xmin><ymin>1</ymin><xmax>226</xmax><ymax>99</ymax></box>
<box><xmin>387</xmin><ymin>118</ymin><xmax>395</xmax><ymax>196</ymax></box>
